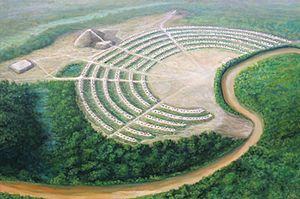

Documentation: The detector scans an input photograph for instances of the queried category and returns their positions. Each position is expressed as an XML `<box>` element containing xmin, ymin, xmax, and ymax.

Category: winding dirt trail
<box><xmin>1</xmin><ymin>48</ymin><xmax>299</xmax><ymax>199</ymax></box>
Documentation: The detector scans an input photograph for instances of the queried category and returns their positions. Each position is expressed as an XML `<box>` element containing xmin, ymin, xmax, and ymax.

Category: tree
<box><xmin>0</xmin><ymin>81</ymin><xmax>44</xmax><ymax>170</ymax></box>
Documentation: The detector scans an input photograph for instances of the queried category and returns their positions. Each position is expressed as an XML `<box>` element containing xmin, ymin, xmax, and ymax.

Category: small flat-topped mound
<box><xmin>9</xmin><ymin>60</ymin><xmax>34</xmax><ymax>74</ymax></box>
<box><xmin>95</xmin><ymin>41</ymin><xmax>113</xmax><ymax>50</ymax></box>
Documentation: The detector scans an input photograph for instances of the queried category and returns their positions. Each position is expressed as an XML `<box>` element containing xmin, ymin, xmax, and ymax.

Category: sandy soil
<box><xmin>0</xmin><ymin>13</ymin><xmax>179</xmax><ymax>83</ymax></box>
<box><xmin>2</xmin><ymin>47</ymin><xmax>298</xmax><ymax>199</ymax></box>
<box><xmin>149</xmin><ymin>48</ymin><xmax>253</xmax><ymax>138</ymax></box>
<box><xmin>0</xmin><ymin>32</ymin><xmax>97</xmax><ymax>82</ymax></box>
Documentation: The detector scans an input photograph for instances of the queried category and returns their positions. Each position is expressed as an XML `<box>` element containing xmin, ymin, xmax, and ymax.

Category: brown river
<box><xmin>1</xmin><ymin>47</ymin><xmax>299</xmax><ymax>199</ymax></box>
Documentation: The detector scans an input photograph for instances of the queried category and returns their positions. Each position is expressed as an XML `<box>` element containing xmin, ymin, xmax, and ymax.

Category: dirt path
<box><xmin>1</xmin><ymin>47</ymin><xmax>299</xmax><ymax>199</ymax></box>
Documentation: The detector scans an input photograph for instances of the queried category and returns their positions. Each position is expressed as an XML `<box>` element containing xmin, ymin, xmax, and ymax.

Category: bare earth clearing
<box><xmin>0</xmin><ymin>11</ymin><xmax>253</xmax><ymax>143</ymax></box>
<box><xmin>73</xmin><ymin>10</ymin><xmax>290</xmax><ymax>144</ymax></box>
<box><xmin>1</xmin><ymin>47</ymin><xmax>298</xmax><ymax>199</ymax></box>
<box><xmin>0</xmin><ymin>13</ymin><xmax>177</xmax><ymax>82</ymax></box>
<box><xmin>148</xmin><ymin>49</ymin><xmax>252</xmax><ymax>139</ymax></box>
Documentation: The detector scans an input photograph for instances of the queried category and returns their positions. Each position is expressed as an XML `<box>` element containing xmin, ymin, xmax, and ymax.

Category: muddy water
<box><xmin>1</xmin><ymin>48</ymin><xmax>299</xmax><ymax>199</ymax></box>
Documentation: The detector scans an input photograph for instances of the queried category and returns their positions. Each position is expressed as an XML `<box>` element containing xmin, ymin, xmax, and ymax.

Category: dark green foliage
<box><xmin>0</xmin><ymin>81</ymin><xmax>44</xmax><ymax>180</ymax></box>
<box><xmin>0</xmin><ymin>81</ymin><xmax>242</xmax><ymax>185</ymax></box>
<box><xmin>214</xmin><ymin>45</ymin><xmax>296</xmax><ymax>115</ymax></box>
<box><xmin>144</xmin><ymin>53</ymin><xmax>300</xmax><ymax>199</ymax></box>
<box><xmin>0</xmin><ymin>193</ymin><xmax>41</xmax><ymax>199</ymax></box>
<box><xmin>44</xmin><ymin>82</ymin><xmax>242</xmax><ymax>185</ymax></box>
<box><xmin>56</xmin><ymin>62</ymin><xmax>85</xmax><ymax>77</ymax></box>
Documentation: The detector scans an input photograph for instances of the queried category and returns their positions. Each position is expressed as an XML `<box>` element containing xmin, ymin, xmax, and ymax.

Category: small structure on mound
<box><xmin>74</xmin><ymin>29</ymin><xmax>119</xmax><ymax>49</ymax></box>
<box><xmin>102</xmin><ymin>30</ymin><xmax>121</xmax><ymax>44</ymax></box>
<box><xmin>95</xmin><ymin>41</ymin><xmax>113</xmax><ymax>50</ymax></box>
<box><xmin>9</xmin><ymin>59</ymin><xmax>34</xmax><ymax>74</ymax></box>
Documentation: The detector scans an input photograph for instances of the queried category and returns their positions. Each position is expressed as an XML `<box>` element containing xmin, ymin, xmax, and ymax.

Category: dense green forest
<box><xmin>0</xmin><ymin>81</ymin><xmax>45</xmax><ymax>181</ymax></box>
<box><xmin>55</xmin><ymin>62</ymin><xmax>85</xmax><ymax>77</ymax></box>
<box><xmin>0</xmin><ymin>81</ymin><xmax>242</xmax><ymax>185</ymax></box>
<box><xmin>0</xmin><ymin>193</ymin><xmax>40</xmax><ymax>199</ymax></box>
<box><xmin>144</xmin><ymin>53</ymin><xmax>300</xmax><ymax>198</ymax></box>
<box><xmin>214</xmin><ymin>45</ymin><xmax>294</xmax><ymax>116</ymax></box>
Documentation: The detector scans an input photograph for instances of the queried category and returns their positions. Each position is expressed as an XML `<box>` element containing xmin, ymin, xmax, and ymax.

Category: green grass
<box><xmin>0</xmin><ymin>1</ymin><xmax>152</xmax><ymax>42</ymax></box>
<box><xmin>0</xmin><ymin>193</ymin><xmax>41</xmax><ymax>199</ymax></box>
<box><xmin>56</xmin><ymin>62</ymin><xmax>85</xmax><ymax>77</ymax></box>
<box><xmin>107</xmin><ymin>82</ymin><xmax>139</xmax><ymax>116</ymax></box>
<box><xmin>120</xmin><ymin>71</ymin><xmax>129</xmax><ymax>80</ymax></box>
<box><xmin>96</xmin><ymin>67</ymin><xmax>106</xmax><ymax>78</ymax></box>
<box><xmin>82</xmin><ymin>80</ymin><xmax>118</xmax><ymax>130</ymax></box>
<box><xmin>180</xmin><ymin>0</ymin><xmax>300</xmax><ymax>40</ymax></box>
<box><xmin>0</xmin><ymin>1</ymin><xmax>180</xmax><ymax>64</ymax></box>
<box><xmin>0</xmin><ymin>1</ymin><xmax>177</xmax><ymax>48</ymax></box>
<box><xmin>94</xmin><ymin>81</ymin><xmax>129</xmax><ymax>123</ymax></box>
<box><xmin>134</xmin><ymin>83</ymin><xmax>157</xmax><ymax>105</ymax></box>
<box><xmin>119</xmin><ymin>82</ymin><xmax>147</xmax><ymax>110</ymax></box>
<box><xmin>143</xmin><ymin>53</ymin><xmax>300</xmax><ymax>199</ymax></box>
<box><xmin>133</xmin><ymin>74</ymin><xmax>142</xmax><ymax>81</ymax></box>
<box><xmin>85</xmin><ymin>64</ymin><xmax>96</xmax><ymax>77</ymax></box>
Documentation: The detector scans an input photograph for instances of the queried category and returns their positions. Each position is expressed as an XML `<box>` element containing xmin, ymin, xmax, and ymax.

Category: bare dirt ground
<box><xmin>2</xmin><ymin>48</ymin><xmax>296</xmax><ymax>199</ymax></box>
<box><xmin>0</xmin><ymin>33</ymin><xmax>97</xmax><ymax>82</ymax></box>
<box><xmin>148</xmin><ymin>49</ymin><xmax>253</xmax><ymax>138</ymax></box>
<box><xmin>0</xmin><ymin>13</ymin><xmax>177</xmax><ymax>82</ymax></box>
<box><xmin>0</xmin><ymin>11</ymin><xmax>253</xmax><ymax>140</ymax></box>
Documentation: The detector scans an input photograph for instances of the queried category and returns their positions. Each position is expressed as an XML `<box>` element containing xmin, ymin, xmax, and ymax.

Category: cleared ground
<box><xmin>149</xmin><ymin>49</ymin><xmax>253</xmax><ymax>138</ymax></box>
<box><xmin>0</xmin><ymin>13</ymin><xmax>178</xmax><ymax>82</ymax></box>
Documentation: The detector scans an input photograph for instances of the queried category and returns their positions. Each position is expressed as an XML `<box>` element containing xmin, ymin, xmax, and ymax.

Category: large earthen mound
<box><xmin>74</xmin><ymin>29</ymin><xmax>120</xmax><ymax>49</ymax></box>
<box><xmin>74</xmin><ymin>29</ymin><xmax>105</xmax><ymax>48</ymax></box>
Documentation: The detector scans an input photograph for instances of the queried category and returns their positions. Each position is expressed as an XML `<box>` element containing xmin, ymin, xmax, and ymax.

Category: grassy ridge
<box><xmin>0</xmin><ymin>0</ymin><xmax>150</xmax><ymax>40</ymax></box>
<box><xmin>0</xmin><ymin>2</ymin><xmax>178</xmax><ymax>64</ymax></box>
<box><xmin>143</xmin><ymin>53</ymin><xmax>300</xmax><ymax>198</ymax></box>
